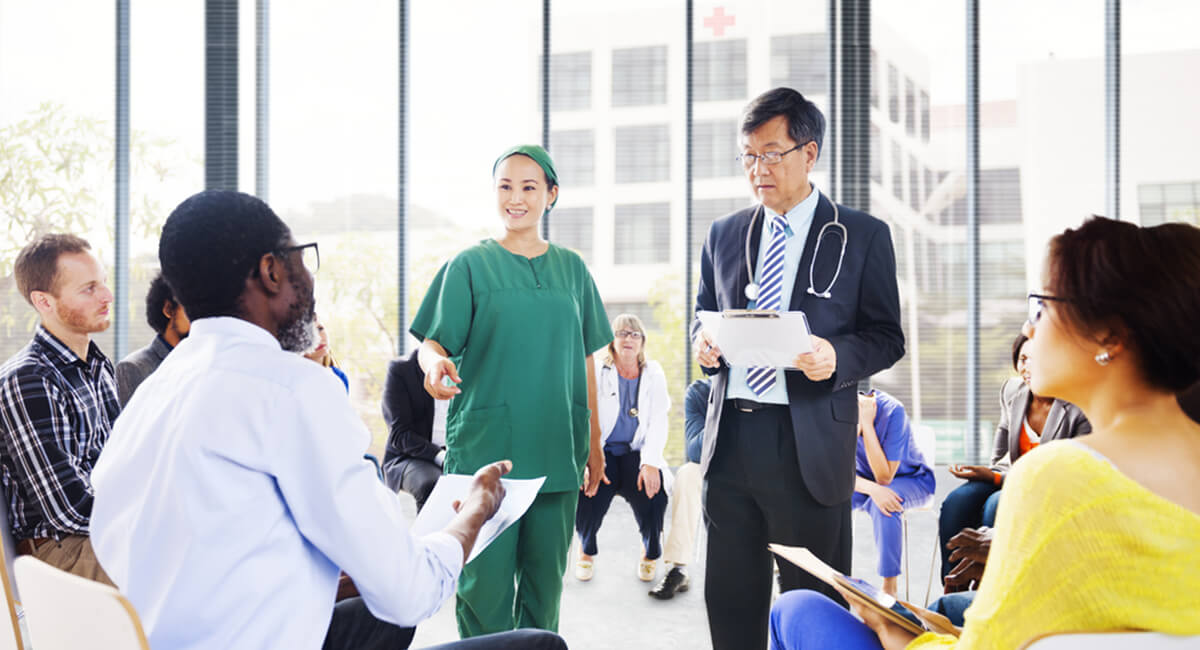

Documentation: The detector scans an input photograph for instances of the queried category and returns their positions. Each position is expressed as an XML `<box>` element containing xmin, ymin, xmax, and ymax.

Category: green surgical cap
<box><xmin>492</xmin><ymin>144</ymin><xmax>559</xmax><ymax>213</ymax></box>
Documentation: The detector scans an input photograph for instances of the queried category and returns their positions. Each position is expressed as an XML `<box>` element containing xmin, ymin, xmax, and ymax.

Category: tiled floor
<box><xmin>409</xmin><ymin>466</ymin><xmax>959</xmax><ymax>649</ymax></box>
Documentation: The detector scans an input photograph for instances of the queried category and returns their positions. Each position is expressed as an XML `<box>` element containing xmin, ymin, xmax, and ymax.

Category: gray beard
<box><xmin>278</xmin><ymin>312</ymin><xmax>316</xmax><ymax>353</ymax></box>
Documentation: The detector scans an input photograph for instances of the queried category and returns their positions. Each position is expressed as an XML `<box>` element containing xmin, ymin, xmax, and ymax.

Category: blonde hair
<box><xmin>605</xmin><ymin>313</ymin><xmax>647</xmax><ymax>368</ymax></box>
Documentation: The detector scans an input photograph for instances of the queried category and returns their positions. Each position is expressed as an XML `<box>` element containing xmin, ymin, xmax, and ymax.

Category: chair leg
<box><xmin>902</xmin><ymin>513</ymin><xmax>910</xmax><ymax>602</ymax></box>
<box><xmin>925</xmin><ymin>531</ymin><xmax>939</xmax><ymax>607</ymax></box>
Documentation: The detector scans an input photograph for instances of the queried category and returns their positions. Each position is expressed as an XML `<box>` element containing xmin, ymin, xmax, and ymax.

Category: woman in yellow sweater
<box><xmin>768</xmin><ymin>216</ymin><xmax>1200</xmax><ymax>650</ymax></box>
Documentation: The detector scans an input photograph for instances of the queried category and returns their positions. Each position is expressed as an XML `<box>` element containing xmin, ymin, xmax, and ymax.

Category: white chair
<box><xmin>1021</xmin><ymin>631</ymin><xmax>1200</xmax><ymax>648</ymax></box>
<box><xmin>901</xmin><ymin>423</ymin><xmax>938</xmax><ymax>604</ymax></box>
<box><xmin>13</xmin><ymin>556</ymin><xmax>149</xmax><ymax>650</ymax></box>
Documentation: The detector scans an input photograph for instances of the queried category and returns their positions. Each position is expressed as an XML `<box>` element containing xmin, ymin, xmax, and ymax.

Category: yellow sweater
<box><xmin>909</xmin><ymin>440</ymin><xmax>1200</xmax><ymax>649</ymax></box>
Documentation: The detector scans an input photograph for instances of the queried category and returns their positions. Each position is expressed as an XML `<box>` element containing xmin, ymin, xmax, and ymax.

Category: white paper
<box><xmin>411</xmin><ymin>474</ymin><xmax>545</xmax><ymax>564</ymax></box>
<box><xmin>698</xmin><ymin>310</ymin><xmax>814</xmax><ymax>367</ymax></box>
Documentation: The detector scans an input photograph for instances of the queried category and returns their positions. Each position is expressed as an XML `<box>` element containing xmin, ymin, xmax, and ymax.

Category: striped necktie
<box><xmin>746</xmin><ymin>214</ymin><xmax>789</xmax><ymax>396</ymax></box>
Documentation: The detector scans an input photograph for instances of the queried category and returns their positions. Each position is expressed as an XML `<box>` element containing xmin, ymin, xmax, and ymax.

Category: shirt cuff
<box><xmin>435</xmin><ymin>449</ymin><xmax>446</xmax><ymax>467</ymax></box>
<box><xmin>419</xmin><ymin>531</ymin><xmax>465</xmax><ymax>582</ymax></box>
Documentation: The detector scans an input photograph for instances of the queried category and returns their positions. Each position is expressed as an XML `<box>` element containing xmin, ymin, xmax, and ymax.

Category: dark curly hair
<box><xmin>144</xmin><ymin>271</ymin><xmax>178</xmax><ymax>334</ymax></box>
<box><xmin>158</xmin><ymin>190</ymin><xmax>291</xmax><ymax>320</ymax></box>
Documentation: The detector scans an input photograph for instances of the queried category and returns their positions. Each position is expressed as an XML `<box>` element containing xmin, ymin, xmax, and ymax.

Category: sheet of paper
<box><xmin>412</xmin><ymin>474</ymin><xmax>545</xmax><ymax>564</ymax></box>
<box><xmin>698</xmin><ymin>310</ymin><xmax>813</xmax><ymax>367</ymax></box>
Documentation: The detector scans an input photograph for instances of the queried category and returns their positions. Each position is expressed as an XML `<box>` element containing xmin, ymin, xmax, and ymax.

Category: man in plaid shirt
<box><xmin>0</xmin><ymin>233</ymin><xmax>118</xmax><ymax>585</ymax></box>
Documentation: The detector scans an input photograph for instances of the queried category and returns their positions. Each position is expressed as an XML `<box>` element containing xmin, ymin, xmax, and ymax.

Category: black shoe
<box><xmin>648</xmin><ymin>567</ymin><xmax>690</xmax><ymax>600</ymax></box>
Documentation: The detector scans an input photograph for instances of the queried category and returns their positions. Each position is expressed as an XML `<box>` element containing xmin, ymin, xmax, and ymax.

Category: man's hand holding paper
<box><xmin>793</xmin><ymin>334</ymin><xmax>837</xmax><ymax>381</ymax></box>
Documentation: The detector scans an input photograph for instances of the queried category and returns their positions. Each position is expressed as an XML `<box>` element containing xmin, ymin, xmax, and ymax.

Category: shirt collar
<box><xmin>187</xmin><ymin>316</ymin><xmax>283</xmax><ymax>351</ymax></box>
<box><xmin>33</xmin><ymin>325</ymin><xmax>104</xmax><ymax>369</ymax></box>
<box><xmin>764</xmin><ymin>184</ymin><xmax>820</xmax><ymax>233</ymax></box>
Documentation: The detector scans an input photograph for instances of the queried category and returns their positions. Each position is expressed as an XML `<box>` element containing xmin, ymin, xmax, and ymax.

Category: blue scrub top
<box><xmin>605</xmin><ymin>375</ymin><xmax>639</xmax><ymax>456</ymax></box>
<box><xmin>855</xmin><ymin>389</ymin><xmax>931</xmax><ymax>481</ymax></box>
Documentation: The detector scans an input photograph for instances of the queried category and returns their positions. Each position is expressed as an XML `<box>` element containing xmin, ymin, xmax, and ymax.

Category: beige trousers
<box><xmin>661</xmin><ymin>462</ymin><xmax>703</xmax><ymax>566</ymax></box>
<box><xmin>29</xmin><ymin>534</ymin><xmax>115</xmax><ymax>587</ymax></box>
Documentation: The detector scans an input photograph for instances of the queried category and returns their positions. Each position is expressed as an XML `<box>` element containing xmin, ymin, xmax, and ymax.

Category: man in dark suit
<box><xmin>380</xmin><ymin>348</ymin><xmax>446</xmax><ymax>510</ymax></box>
<box><xmin>692</xmin><ymin>87</ymin><xmax>905</xmax><ymax>649</ymax></box>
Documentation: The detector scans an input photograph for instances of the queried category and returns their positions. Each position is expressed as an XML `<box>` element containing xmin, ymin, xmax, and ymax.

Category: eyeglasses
<box><xmin>736</xmin><ymin>143</ymin><xmax>805</xmax><ymax>168</ymax></box>
<box><xmin>1027</xmin><ymin>292</ymin><xmax>1069</xmax><ymax>325</ymax></box>
<box><xmin>614</xmin><ymin>330</ymin><xmax>644</xmax><ymax>340</ymax></box>
<box><xmin>280</xmin><ymin>242</ymin><xmax>320</xmax><ymax>274</ymax></box>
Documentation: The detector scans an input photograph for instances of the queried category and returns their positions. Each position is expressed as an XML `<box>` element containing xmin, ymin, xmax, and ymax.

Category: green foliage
<box><xmin>646</xmin><ymin>272</ymin><xmax>697</xmax><ymax>466</ymax></box>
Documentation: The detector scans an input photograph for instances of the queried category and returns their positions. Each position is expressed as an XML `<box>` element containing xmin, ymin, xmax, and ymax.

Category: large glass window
<box><xmin>695</xmin><ymin>40</ymin><xmax>747</xmax><ymax>102</ymax></box>
<box><xmin>0</xmin><ymin>1</ymin><xmax>117</xmax><ymax>359</ymax></box>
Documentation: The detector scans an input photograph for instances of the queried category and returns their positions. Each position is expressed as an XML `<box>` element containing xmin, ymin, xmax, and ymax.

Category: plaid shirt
<box><xmin>0</xmin><ymin>326</ymin><xmax>119</xmax><ymax>540</ymax></box>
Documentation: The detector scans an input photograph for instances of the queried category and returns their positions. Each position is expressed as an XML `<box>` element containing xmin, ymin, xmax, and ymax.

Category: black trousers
<box><xmin>322</xmin><ymin>597</ymin><xmax>567</xmax><ymax>650</ymax></box>
<box><xmin>383</xmin><ymin>456</ymin><xmax>443</xmax><ymax>511</ymax></box>
<box><xmin>703</xmin><ymin>404</ymin><xmax>852</xmax><ymax>650</ymax></box>
<box><xmin>575</xmin><ymin>449</ymin><xmax>668</xmax><ymax>559</ymax></box>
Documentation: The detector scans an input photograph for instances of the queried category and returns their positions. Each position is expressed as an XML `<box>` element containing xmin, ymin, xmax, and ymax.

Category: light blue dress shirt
<box><xmin>726</xmin><ymin>186</ymin><xmax>820</xmax><ymax>404</ymax></box>
<box><xmin>91</xmin><ymin>317</ymin><xmax>463</xmax><ymax>650</ymax></box>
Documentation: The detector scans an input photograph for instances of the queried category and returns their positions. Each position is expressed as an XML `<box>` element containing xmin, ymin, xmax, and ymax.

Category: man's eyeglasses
<box><xmin>614</xmin><ymin>330</ymin><xmax>644</xmax><ymax>340</ymax></box>
<box><xmin>736</xmin><ymin>143</ymin><xmax>805</xmax><ymax>168</ymax></box>
<box><xmin>280</xmin><ymin>242</ymin><xmax>320</xmax><ymax>274</ymax></box>
<box><xmin>1027</xmin><ymin>293</ymin><xmax>1069</xmax><ymax>325</ymax></box>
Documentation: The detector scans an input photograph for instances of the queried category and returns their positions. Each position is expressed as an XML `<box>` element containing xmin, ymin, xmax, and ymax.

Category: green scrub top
<box><xmin>411</xmin><ymin>239</ymin><xmax>612</xmax><ymax>493</ymax></box>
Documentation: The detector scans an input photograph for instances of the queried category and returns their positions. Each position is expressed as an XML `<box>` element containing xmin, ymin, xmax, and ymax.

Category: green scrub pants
<box><xmin>455</xmin><ymin>490</ymin><xmax>578</xmax><ymax>637</ymax></box>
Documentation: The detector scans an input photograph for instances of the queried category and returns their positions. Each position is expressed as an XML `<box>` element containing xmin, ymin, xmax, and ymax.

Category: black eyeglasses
<box><xmin>736</xmin><ymin>143</ymin><xmax>806</xmax><ymax>168</ymax></box>
<box><xmin>1027</xmin><ymin>292</ymin><xmax>1069</xmax><ymax>325</ymax></box>
<box><xmin>279</xmin><ymin>242</ymin><xmax>320</xmax><ymax>274</ymax></box>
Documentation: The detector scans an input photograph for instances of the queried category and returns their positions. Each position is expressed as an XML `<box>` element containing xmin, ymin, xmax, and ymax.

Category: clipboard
<box><xmin>697</xmin><ymin>310</ymin><xmax>813</xmax><ymax>367</ymax></box>
<box><xmin>768</xmin><ymin>544</ymin><xmax>961</xmax><ymax>638</ymax></box>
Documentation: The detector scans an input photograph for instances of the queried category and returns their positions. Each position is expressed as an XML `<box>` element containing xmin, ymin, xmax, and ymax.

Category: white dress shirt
<box><xmin>91</xmin><ymin>317</ymin><xmax>463</xmax><ymax>650</ymax></box>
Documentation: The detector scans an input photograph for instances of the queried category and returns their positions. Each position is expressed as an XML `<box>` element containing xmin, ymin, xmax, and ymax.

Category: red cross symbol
<box><xmin>704</xmin><ymin>7</ymin><xmax>736</xmax><ymax>37</ymax></box>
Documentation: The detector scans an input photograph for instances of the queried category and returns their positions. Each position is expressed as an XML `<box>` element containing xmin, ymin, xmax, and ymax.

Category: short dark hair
<box><xmin>159</xmin><ymin>190</ymin><xmax>291</xmax><ymax>320</ymax></box>
<box><xmin>144</xmin><ymin>271</ymin><xmax>178</xmax><ymax>334</ymax></box>
<box><xmin>1046</xmin><ymin>216</ymin><xmax>1200</xmax><ymax>393</ymax></box>
<box><xmin>740</xmin><ymin>87</ymin><xmax>825</xmax><ymax>158</ymax></box>
<box><xmin>14</xmin><ymin>233</ymin><xmax>92</xmax><ymax>305</ymax></box>
<box><xmin>1011</xmin><ymin>332</ymin><xmax>1029</xmax><ymax>373</ymax></box>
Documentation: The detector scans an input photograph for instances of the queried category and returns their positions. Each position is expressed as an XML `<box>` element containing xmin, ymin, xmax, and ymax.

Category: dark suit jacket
<box><xmin>115</xmin><ymin>335</ymin><xmax>173</xmax><ymax>407</ymax></box>
<box><xmin>381</xmin><ymin>349</ymin><xmax>440</xmax><ymax>464</ymax></box>
<box><xmin>693</xmin><ymin>193</ymin><xmax>905</xmax><ymax>506</ymax></box>
<box><xmin>989</xmin><ymin>377</ymin><xmax>1091</xmax><ymax>475</ymax></box>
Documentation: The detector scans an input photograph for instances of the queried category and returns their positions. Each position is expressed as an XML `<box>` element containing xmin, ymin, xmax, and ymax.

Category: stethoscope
<box><xmin>743</xmin><ymin>190</ymin><xmax>847</xmax><ymax>302</ymax></box>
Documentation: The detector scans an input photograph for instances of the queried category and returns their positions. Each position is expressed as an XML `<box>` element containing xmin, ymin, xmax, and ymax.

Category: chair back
<box><xmin>13</xmin><ymin>556</ymin><xmax>149</xmax><ymax>650</ymax></box>
<box><xmin>913</xmin><ymin>424</ymin><xmax>937</xmax><ymax>468</ymax></box>
<box><xmin>1022</xmin><ymin>631</ymin><xmax>1200</xmax><ymax>649</ymax></box>
<box><xmin>0</xmin><ymin>485</ymin><xmax>23</xmax><ymax>650</ymax></box>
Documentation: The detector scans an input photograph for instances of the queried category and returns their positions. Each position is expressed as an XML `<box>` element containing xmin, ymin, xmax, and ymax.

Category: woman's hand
<box><xmin>424</xmin><ymin>358</ymin><xmax>462</xmax><ymax>400</ymax></box>
<box><xmin>831</xmin><ymin>582</ymin><xmax>920</xmax><ymax>650</ymax></box>
<box><xmin>867</xmin><ymin>483</ymin><xmax>904</xmax><ymax>517</ymax></box>
<box><xmin>581</xmin><ymin>444</ymin><xmax>608</xmax><ymax>497</ymax></box>
<box><xmin>948</xmin><ymin>464</ymin><xmax>995</xmax><ymax>483</ymax></box>
<box><xmin>636</xmin><ymin>464</ymin><xmax>661</xmax><ymax>499</ymax></box>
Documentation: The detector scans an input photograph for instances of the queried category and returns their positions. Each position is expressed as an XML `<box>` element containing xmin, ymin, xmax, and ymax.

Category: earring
<box><xmin>1094</xmin><ymin>351</ymin><xmax>1112</xmax><ymax>366</ymax></box>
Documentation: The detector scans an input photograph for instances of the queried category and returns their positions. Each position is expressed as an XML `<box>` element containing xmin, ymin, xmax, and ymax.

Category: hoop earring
<box><xmin>1094</xmin><ymin>351</ymin><xmax>1112</xmax><ymax>366</ymax></box>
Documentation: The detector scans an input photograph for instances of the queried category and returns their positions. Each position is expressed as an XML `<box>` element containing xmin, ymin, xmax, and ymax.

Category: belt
<box><xmin>728</xmin><ymin>398</ymin><xmax>786</xmax><ymax>413</ymax></box>
<box><xmin>15</xmin><ymin>537</ymin><xmax>55</xmax><ymax>556</ymax></box>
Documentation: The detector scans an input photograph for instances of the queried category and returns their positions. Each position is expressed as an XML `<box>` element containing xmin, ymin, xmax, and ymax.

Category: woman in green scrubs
<box><xmin>411</xmin><ymin>144</ymin><xmax>612</xmax><ymax>637</ymax></box>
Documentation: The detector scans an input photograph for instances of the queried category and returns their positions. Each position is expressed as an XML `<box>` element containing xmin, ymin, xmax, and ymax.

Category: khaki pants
<box><xmin>28</xmin><ymin>535</ymin><xmax>114</xmax><ymax>587</ymax></box>
<box><xmin>662</xmin><ymin>461</ymin><xmax>703</xmax><ymax>566</ymax></box>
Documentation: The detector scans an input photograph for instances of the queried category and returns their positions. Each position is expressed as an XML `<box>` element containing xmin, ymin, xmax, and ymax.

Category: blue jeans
<box><xmin>930</xmin><ymin>590</ymin><xmax>977</xmax><ymax>627</ymax></box>
<box><xmin>769</xmin><ymin>590</ymin><xmax>883</xmax><ymax>650</ymax></box>
<box><xmin>852</xmin><ymin>473</ymin><xmax>936</xmax><ymax>578</ymax></box>
<box><xmin>937</xmin><ymin>480</ymin><xmax>1001</xmax><ymax>578</ymax></box>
